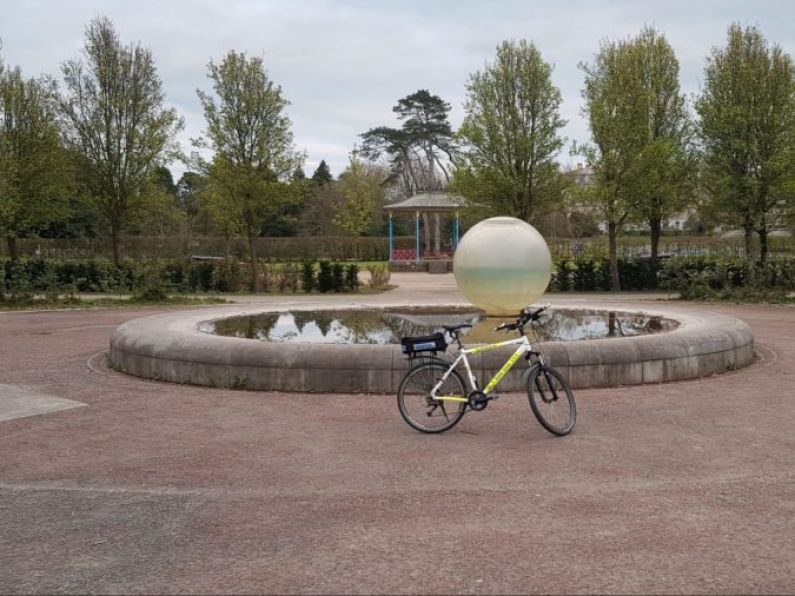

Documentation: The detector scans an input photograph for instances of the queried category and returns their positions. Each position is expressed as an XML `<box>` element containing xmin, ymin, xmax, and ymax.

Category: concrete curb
<box><xmin>109</xmin><ymin>302</ymin><xmax>754</xmax><ymax>393</ymax></box>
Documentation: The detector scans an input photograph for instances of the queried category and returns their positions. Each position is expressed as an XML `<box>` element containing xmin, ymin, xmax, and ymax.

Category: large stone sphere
<box><xmin>453</xmin><ymin>217</ymin><xmax>552</xmax><ymax>316</ymax></box>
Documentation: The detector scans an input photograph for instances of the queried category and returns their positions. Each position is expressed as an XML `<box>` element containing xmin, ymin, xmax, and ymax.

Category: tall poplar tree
<box><xmin>580</xmin><ymin>37</ymin><xmax>642</xmax><ymax>291</ymax></box>
<box><xmin>334</xmin><ymin>152</ymin><xmax>385</xmax><ymax>239</ymax></box>
<box><xmin>60</xmin><ymin>17</ymin><xmax>183</xmax><ymax>264</ymax></box>
<box><xmin>697</xmin><ymin>24</ymin><xmax>795</xmax><ymax>263</ymax></box>
<box><xmin>454</xmin><ymin>39</ymin><xmax>567</xmax><ymax>222</ymax></box>
<box><xmin>629</xmin><ymin>28</ymin><xmax>694</xmax><ymax>264</ymax></box>
<box><xmin>196</xmin><ymin>50</ymin><xmax>302</xmax><ymax>291</ymax></box>
<box><xmin>0</xmin><ymin>66</ymin><xmax>71</xmax><ymax>260</ymax></box>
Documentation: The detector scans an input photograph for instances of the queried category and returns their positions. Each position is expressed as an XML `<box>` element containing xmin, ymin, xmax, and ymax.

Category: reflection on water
<box><xmin>201</xmin><ymin>308</ymin><xmax>678</xmax><ymax>344</ymax></box>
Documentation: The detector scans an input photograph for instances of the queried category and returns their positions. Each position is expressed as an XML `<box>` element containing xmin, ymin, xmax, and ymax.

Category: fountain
<box><xmin>109</xmin><ymin>218</ymin><xmax>754</xmax><ymax>392</ymax></box>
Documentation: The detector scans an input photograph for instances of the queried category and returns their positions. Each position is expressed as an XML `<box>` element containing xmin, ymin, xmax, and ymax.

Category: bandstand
<box><xmin>384</xmin><ymin>191</ymin><xmax>467</xmax><ymax>272</ymax></box>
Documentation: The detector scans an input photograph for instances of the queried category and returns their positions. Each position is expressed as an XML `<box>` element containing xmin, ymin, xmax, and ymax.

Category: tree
<box><xmin>60</xmin><ymin>17</ymin><xmax>183</xmax><ymax>264</ymax></box>
<box><xmin>361</xmin><ymin>90</ymin><xmax>455</xmax><ymax>254</ymax></box>
<box><xmin>580</xmin><ymin>36</ymin><xmax>644</xmax><ymax>290</ymax></box>
<box><xmin>299</xmin><ymin>182</ymin><xmax>343</xmax><ymax>236</ymax></box>
<box><xmin>454</xmin><ymin>40</ymin><xmax>567</xmax><ymax>223</ymax></box>
<box><xmin>361</xmin><ymin>89</ymin><xmax>454</xmax><ymax>195</ymax></box>
<box><xmin>696</xmin><ymin>24</ymin><xmax>795</xmax><ymax>263</ymax></box>
<box><xmin>0</xmin><ymin>66</ymin><xmax>71</xmax><ymax>260</ymax></box>
<box><xmin>153</xmin><ymin>165</ymin><xmax>177</xmax><ymax>195</ymax></box>
<box><xmin>334</xmin><ymin>152</ymin><xmax>385</xmax><ymax>240</ymax></box>
<box><xmin>310</xmin><ymin>160</ymin><xmax>332</xmax><ymax>186</ymax></box>
<box><xmin>195</xmin><ymin>50</ymin><xmax>302</xmax><ymax>291</ymax></box>
<box><xmin>627</xmin><ymin>28</ymin><xmax>694</xmax><ymax>265</ymax></box>
<box><xmin>176</xmin><ymin>171</ymin><xmax>204</xmax><ymax>218</ymax></box>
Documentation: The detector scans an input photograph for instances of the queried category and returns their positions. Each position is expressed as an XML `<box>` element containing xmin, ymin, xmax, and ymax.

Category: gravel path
<box><xmin>1</xmin><ymin>276</ymin><xmax>793</xmax><ymax>594</ymax></box>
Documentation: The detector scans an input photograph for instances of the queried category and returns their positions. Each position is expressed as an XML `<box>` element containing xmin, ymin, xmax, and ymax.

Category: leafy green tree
<box><xmin>299</xmin><ymin>182</ymin><xmax>343</xmax><ymax>236</ymax></box>
<box><xmin>454</xmin><ymin>40</ymin><xmax>567</xmax><ymax>223</ymax></box>
<box><xmin>580</xmin><ymin>36</ymin><xmax>646</xmax><ymax>290</ymax></box>
<box><xmin>627</xmin><ymin>28</ymin><xmax>695</xmax><ymax>264</ymax></box>
<box><xmin>176</xmin><ymin>171</ymin><xmax>205</xmax><ymax>218</ymax></box>
<box><xmin>134</xmin><ymin>184</ymin><xmax>186</xmax><ymax>238</ymax></box>
<box><xmin>195</xmin><ymin>50</ymin><xmax>302</xmax><ymax>291</ymax></box>
<box><xmin>60</xmin><ymin>16</ymin><xmax>183</xmax><ymax>264</ymax></box>
<box><xmin>260</xmin><ymin>175</ymin><xmax>308</xmax><ymax>237</ymax></box>
<box><xmin>696</xmin><ymin>24</ymin><xmax>795</xmax><ymax>263</ymax></box>
<box><xmin>0</xmin><ymin>66</ymin><xmax>71</xmax><ymax>260</ymax></box>
<box><xmin>334</xmin><ymin>152</ymin><xmax>384</xmax><ymax>240</ymax></box>
<box><xmin>311</xmin><ymin>160</ymin><xmax>333</xmax><ymax>186</ymax></box>
<box><xmin>153</xmin><ymin>165</ymin><xmax>177</xmax><ymax>195</ymax></box>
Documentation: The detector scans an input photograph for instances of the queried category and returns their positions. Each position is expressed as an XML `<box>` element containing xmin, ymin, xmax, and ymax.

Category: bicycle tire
<box><xmin>527</xmin><ymin>365</ymin><xmax>576</xmax><ymax>436</ymax></box>
<box><xmin>397</xmin><ymin>361</ymin><xmax>467</xmax><ymax>433</ymax></box>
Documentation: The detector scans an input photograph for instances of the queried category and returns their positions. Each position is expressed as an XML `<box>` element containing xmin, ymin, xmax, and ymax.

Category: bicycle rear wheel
<box><xmin>397</xmin><ymin>361</ymin><xmax>467</xmax><ymax>433</ymax></box>
<box><xmin>527</xmin><ymin>365</ymin><xmax>576</xmax><ymax>436</ymax></box>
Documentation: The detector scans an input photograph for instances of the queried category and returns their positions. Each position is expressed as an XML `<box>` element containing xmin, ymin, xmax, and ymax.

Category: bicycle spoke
<box><xmin>528</xmin><ymin>367</ymin><xmax>576</xmax><ymax>436</ymax></box>
<box><xmin>398</xmin><ymin>362</ymin><xmax>466</xmax><ymax>433</ymax></box>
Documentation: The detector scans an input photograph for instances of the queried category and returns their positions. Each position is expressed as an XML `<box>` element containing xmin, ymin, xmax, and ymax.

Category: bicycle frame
<box><xmin>430</xmin><ymin>335</ymin><xmax>544</xmax><ymax>402</ymax></box>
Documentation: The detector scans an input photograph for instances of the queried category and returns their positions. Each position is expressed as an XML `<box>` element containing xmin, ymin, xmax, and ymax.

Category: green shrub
<box><xmin>345</xmin><ymin>263</ymin><xmax>360</xmax><ymax>292</ymax></box>
<box><xmin>367</xmin><ymin>263</ymin><xmax>391</xmax><ymax>288</ymax></box>
<box><xmin>130</xmin><ymin>262</ymin><xmax>170</xmax><ymax>302</ymax></box>
<box><xmin>301</xmin><ymin>260</ymin><xmax>316</xmax><ymax>293</ymax></box>
<box><xmin>317</xmin><ymin>260</ymin><xmax>333</xmax><ymax>293</ymax></box>
<box><xmin>331</xmin><ymin>262</ymin><xmax>345</xmax><ymax>292</ymax></box>
<box><xmin>659</xmin><ymin>256</ymin><xmax>795</xmax><ymax>298</ymax></box>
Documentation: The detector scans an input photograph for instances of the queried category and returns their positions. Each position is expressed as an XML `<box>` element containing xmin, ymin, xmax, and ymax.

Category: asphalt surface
<box><xmin>0</xmin><ymin>276</ymin><xmax>793</xmax><ymax>594</ymax></box>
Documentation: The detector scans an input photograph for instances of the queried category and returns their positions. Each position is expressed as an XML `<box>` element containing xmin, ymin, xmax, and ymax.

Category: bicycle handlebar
<box><xmin>493</xmin><ymin>303</ymin><xmax>551</xmax><ymax>332</ymax></box>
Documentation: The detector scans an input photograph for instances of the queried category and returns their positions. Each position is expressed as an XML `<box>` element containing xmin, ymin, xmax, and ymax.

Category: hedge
<box><xmin>2</xmin><ymin>255</ymin><xmax>793</xmax><ymax>299</ymax></box>
<box><xmin>0</xmin><ymin>257</ymin><xmax>365</xmax><ymax>298</ymax></box>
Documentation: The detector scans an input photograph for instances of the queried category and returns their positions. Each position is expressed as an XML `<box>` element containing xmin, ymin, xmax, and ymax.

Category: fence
<box><xmin>1</xmin><ymin>236</ymin><xmax>417</xmax><ymax>262</ymax></box>
<box><xmin>3</xmin><ymin>233</ymin><xmax>792</xmax><ymax>262</ymax></box>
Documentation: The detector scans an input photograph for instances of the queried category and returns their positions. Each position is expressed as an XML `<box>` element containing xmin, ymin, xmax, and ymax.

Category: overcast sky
<box><xmin>2</xmin><ymin>0</ymin><xmax>792</xmax><ymax>179</ymax></box>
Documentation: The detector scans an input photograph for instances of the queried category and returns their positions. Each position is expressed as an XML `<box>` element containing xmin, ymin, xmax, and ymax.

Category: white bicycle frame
<box><xmin>430</xmin><ymin>334</ymin><xmax>544</xmax><ymax>402</ymax></box>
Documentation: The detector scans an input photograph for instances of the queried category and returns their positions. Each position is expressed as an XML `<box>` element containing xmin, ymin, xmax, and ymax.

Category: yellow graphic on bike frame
<box><xmin>484</xmin><ymin>349</ymin><xmax>523</xmax><ymax>393</ymax></box>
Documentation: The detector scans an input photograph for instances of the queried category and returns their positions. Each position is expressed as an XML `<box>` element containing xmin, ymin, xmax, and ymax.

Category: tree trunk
<box><xmin>249</xmin><ymin>235</ymin><xmax>259</xmax><ymax>293</ymax></box>
<box><xmin>433</xmin><ymin>214</ymin><xmax>440</xmax><ymax>256</ymax></box>
<box><xmin>649</xmin><ymin>216</ymin><xmax>662</xmax><ymax>290</ymax></box>
<box><xmin>6</xmin><ymin>236</ymin><xmax>18</xmax><ymax>262</ymax></box>
<box><xmin>422</xmin><ymin>214</ymin><xmax>431</xmax><ymax>256</ymax></box>
<box><xmin>649</xmin><ymin>217</ymin><xmax>661</xmax><ymax>263</ymax></box>
<box><xmin>758</xmin><ymin>227</ymin><xmax>768</xmax><ymax>265</ymax></box>
<box><xmin>608</xmin><ymin>222</ymin><xmax>621</xmax><ymax>292</ymax></box>
<box><xmin>743</xmin><ymin>223</ymin><xmax>754</xmax><ymax>261</ymax></box>
<box><xmin>111</xmin><ymin>225</ymin><xmax>121</xmax><ymax>265</ymax></box>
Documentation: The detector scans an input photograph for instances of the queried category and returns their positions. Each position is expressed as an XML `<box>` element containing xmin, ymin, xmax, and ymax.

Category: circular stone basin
<box><xmin>109</xmin><ymin>303</ymin><xmax>754</xmax><ymax>393</ymax></box>
<box><xmin>200</xmin><ymin>308</ymin><xmax>679</xmax><ymax>344</ymax></box>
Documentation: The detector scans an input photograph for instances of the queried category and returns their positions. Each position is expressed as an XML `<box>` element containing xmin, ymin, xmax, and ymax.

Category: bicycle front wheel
<box><xmin>527</xmin><ymin>365</ymin><xmax>576</xmax><ymax>436</ymax></box>
<box><xmin>397</xmin><ymin>362</ymin><xmax>467</xmax><ymax>433</ymax></box>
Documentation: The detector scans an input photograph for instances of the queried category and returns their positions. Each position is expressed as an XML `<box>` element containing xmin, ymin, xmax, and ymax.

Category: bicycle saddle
<box><xmin>442</xmin><ymin>323</ymin><xmax>473</xmax><ymax>333</ymax></box>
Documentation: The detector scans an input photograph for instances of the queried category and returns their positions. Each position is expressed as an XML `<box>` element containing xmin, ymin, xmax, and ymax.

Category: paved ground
<box><xmin>1</xmin><ymin>274</ymin><xmax>793</xmax><ymax>594</ymax></box>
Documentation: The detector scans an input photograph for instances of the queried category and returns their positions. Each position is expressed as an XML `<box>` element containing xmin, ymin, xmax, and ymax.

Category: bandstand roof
<box><xmin>383</xmin><ymin>191</ymin><xmax>468</xmax><ymax>213</ymax></box>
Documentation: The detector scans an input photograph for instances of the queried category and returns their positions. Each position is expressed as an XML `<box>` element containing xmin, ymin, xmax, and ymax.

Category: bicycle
<box><xmin>397</xmin><ymin>304</ymin><xmax>576</xmax><ymax>436</ymax></box>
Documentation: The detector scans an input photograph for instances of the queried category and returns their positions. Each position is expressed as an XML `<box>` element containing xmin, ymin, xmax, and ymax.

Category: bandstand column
<box><xmin>415</xmin><ymin>211</ymin><xmax>421</xmax><ymax>263</ymax></box>
<box><xmin>388</xmin><ymin>212</ymin><xmax>393</xmax><ymax>262</ymax></box>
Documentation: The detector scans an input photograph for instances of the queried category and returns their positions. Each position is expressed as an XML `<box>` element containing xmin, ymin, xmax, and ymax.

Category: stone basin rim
<box><xmin>109</xmin><ymin>302</ymin><xmax>754</xmax><ymax>392</ymax></box>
